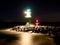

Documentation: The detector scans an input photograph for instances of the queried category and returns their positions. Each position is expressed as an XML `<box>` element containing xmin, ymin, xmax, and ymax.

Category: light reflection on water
<box><xmin>0</xmin><ymin>31</ymin><xmax>55</xmax><ymax>45</ymax></box>
<box><xmin>17</xmin><ymin>32</ymin><xmax>55</xmax><ymax>45</ymax></box>
<box><xmin>20</xmin><ymin>33</ymin><xmax>32</xmax><ymax>45</ymax></box>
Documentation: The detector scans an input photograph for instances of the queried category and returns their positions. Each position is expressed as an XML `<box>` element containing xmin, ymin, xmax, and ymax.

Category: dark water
<box><xmin>0</xmin><ymin>31</ymin><xmax>55</xmax><ymax>45</ymax></box>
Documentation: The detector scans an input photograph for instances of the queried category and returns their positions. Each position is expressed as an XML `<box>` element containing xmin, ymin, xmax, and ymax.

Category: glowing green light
<box><xmin>27</xmin><ymin>9</ymin><xmax>31</xmax><ymax>12</ymax></box>
<box><xmin>26</xmin><ymin>22</ymin><xmax>30</xmax><ymax>25</ymax></box>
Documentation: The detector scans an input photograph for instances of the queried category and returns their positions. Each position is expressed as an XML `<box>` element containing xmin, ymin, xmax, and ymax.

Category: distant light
<box><xmin>27</xmin><ymin>9</ymin><xmax>31</xmax><ymax>12</ymax></box>
<box><xmin>24</xmin><ymin>8</ymin><xmax>32</xmax><ymax>25</ymax></box>
<box><xmin>26</xmin><ymin>22</ymin><xmax>30</xmax><ymax>25</ymax></box>
<box><xmin>24</xmin><ymin>9</ymin><xmax>31</xmax><ymax>18</ymax></box>
<box><xmin>35</xmin><ymin>23</ymin><xmax>39</xmax><ymax>26</ymax></box>
<box><xmin>35</xmin><ymin>19</ymin><xmax>39</xmax><ymax>26</ymax></box>
<box><xmin>36</xmin><ymin>19</ymin><xmax>39</xmax><ymax>22</ymax></box>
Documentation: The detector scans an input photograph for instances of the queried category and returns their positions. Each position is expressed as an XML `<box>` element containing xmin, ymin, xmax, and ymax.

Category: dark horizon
<box><xmin>0</xmin><ymin>22</ymin><xmax>60</xmax><ymax>29</ymax></box>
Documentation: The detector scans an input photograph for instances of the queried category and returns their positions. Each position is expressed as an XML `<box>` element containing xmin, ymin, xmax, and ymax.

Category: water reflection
<box><xmin>20</xmin><ymin>33</ymin><xmax>32</xmax><ymax>45</ymax></box>
<box><xmin>19</xmin><ymin>32</ymin><xmax>55</xmax><ymax>45</ymax></box>
<box><xmin>0</xmin><ymin>31</ymin><xmax>55</xmax><ymax>45</ymax></box>
<box><xmin>32</xmin><ymin>33</ymin><xmax>55</xmax><ymax>45</ymax></box>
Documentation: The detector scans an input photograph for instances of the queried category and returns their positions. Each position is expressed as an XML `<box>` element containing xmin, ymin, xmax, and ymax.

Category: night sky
<box><xmin>0</xmin><ymin>0</ymin><xmax>60</xmax><ymax>22</ymax></box>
